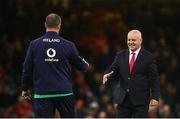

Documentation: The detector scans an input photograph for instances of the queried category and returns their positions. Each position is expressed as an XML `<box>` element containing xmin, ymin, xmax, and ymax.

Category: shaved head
<box><xmin>45</xmin><ymin>13</ymin><xmax>61</xmax><ymax>29</ymax></box>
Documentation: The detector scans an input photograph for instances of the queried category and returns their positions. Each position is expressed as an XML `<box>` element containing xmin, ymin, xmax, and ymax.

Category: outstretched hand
<box><xmin>149</xmin><ymin>99</ymin><xmax>159</xmax><ymax>108</ymax></box>
<box><xmin>21</xmin><ymin>90</ymin><xmax>31</xmax><ymax>100</ymax></box>
<box><xmin>103</xmin><ymin>71</ymin><xmax>114</xmax><ymax>84</ymax></box>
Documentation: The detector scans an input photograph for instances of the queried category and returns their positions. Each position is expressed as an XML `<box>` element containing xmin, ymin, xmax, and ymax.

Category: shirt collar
<box><xmin>45</xmin><ymin>31</ymin><xmax>58</xmax><ymax>35</ymax></box>
<box><xmin>129</xmin><ymin>47</ymin><xmax>141</xmax><ymax>55</ymax></box>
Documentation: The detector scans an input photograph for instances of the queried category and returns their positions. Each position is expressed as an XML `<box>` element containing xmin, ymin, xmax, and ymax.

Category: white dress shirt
<box><xmin>129</xmin><ymin>47</ymin><xmax>141</xmax><ymax>63</ymax></box>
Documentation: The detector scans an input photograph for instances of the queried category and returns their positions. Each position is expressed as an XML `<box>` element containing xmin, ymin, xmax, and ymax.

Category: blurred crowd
<box><xmin>0</xmin><ymin>0</ymin><xmax>180</xmax><ymax>117</ymax></box>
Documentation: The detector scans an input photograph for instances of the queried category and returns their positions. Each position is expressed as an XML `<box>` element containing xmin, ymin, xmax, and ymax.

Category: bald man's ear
<box><xmin>58</xmin><ymin>24</ymin><xmax>61</xmax><ymax>32</ymax></box>
<box><xmin>140</xmin><ymin>38</ymin><xmax>143</xmax><ymax>43</ymax></box>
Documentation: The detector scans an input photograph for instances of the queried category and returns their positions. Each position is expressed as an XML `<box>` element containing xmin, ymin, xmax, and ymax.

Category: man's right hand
<box><xmin>21</xmin><ymin>90</ymin><xmax>31</xmax><ymax>100</ymax></box>
<box><xmin>103</xmin><ymin>71</ymin><xmax>114</xmax><ymax>84</ymax></box>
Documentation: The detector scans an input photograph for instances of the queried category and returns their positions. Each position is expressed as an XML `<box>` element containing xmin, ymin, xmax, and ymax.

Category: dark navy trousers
<box><xmin>117</xmin><ymin>93</ymin><xmax>149</xmax><ymax>118</ymax></box>
<box><xmin>33</xmin><ymin>95</ymin><xmax>75</xmax><ymax>118</ymax></box>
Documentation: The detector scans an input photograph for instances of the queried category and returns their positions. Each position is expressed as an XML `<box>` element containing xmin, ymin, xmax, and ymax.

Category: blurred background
<box><xmin>0</xmin><ymin>0</ymin><xmax>180</xmax><ymax>117</ymax></box>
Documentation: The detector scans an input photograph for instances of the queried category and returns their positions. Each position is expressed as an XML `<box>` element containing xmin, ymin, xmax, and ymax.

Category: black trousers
<box><xmin>33</xmin><ymin>95</ymin><xmax>75</xmax><ymax>118</ymax></box>
<box><xmin>116</xmin><ymin>93</ymin><xmax>149</xmax><ymax>118</ymax></box>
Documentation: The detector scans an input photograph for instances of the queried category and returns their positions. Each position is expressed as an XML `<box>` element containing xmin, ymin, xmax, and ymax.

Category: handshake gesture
<box><xmin>102</xmin><ymin>71</ymin><xmax>114</xmax><ymax>84</ymax></box>
<box><xmin>21</xmin><ymin>90</ymin><xmax>31</xmax><ymax>100</ymax></box>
